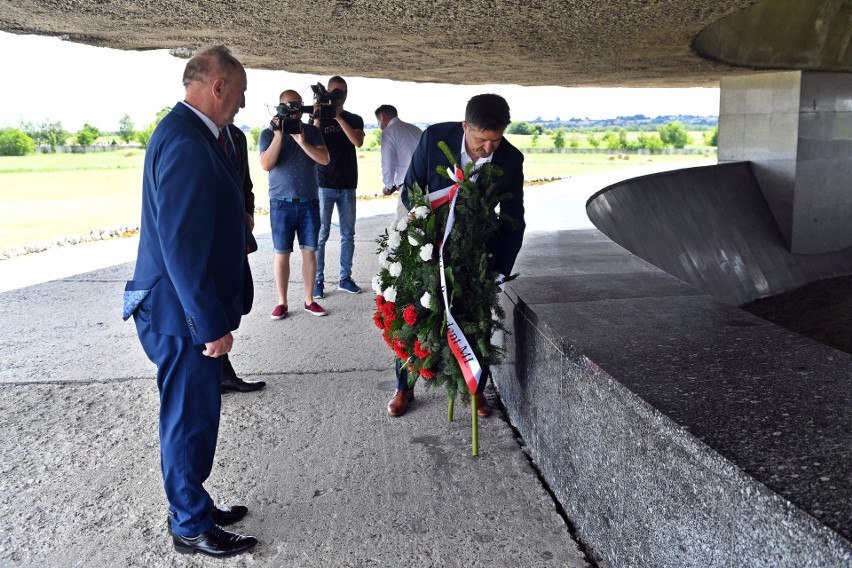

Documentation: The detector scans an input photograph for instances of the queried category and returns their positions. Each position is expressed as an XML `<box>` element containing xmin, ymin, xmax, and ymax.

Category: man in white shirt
<box><xmin>375</xmin><ymin>105</ymin><xmax>422</xmax><ymax>215</ymax></box>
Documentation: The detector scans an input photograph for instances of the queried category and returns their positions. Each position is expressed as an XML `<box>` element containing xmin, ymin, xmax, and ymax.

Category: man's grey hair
<box><xmin>182</xmin><ymin>45</ymin><xmax>241</xmax><ymax>87</ymax></box>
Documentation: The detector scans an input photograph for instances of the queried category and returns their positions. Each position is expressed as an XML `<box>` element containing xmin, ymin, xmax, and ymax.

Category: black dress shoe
<box><xmin>172</xmin><ymin>525</ymin><xmax>257</xmax><ymax>557</ymax></box>
<box><xmin>221</xmin><ymin>355</ymin><xmax>265</xmax><ymax>393</ymax></box>
<box><xmin>221</xmin><ymin>375</ymin><xmax>266</xmax><ymax>393</ymax></box>
<box><xmin>211</xmin><ymin>504</ymin><xmax>248</xmax><ymax>526</ymax></box>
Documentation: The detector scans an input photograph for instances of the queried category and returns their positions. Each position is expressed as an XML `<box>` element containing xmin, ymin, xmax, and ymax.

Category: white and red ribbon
<box><xmin>429</xmin><ymin>166</ymin><xmax>482</xmax><ymax>394</ymax></box>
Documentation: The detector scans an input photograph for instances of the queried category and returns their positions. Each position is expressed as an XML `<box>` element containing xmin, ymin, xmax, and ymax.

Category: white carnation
<box><xmin>389</xmin><ymin>262</ymin><xmax>402</xmax><ymax>277</ymax></box>
<box><xmin>420</xmin><ymin>292</ymin><xmax>432</xmax><ymax>310</ymax></box>
<box><xmin>408</xmin><ymin>234</ymin><xmax>419</xmax><ymax>246</ymax></box>
<box><xmin>396</xmin><ymin>217</ymin><xmax>409</xmax><ymax>231</ymax></box>
<box><xmin>414</xmin><ymin>206</ymin><xmax>430</xmax><ymax>219</ymax></box>
<box><xmin>419</xmin><ymin>243</ymin><xmax>434</xmax><ymax>261</ymax></box>
<box><xmin>383</xmin><ymin>286</ymin><xmax>398</xmax><ymax>303</ymax></box>
<box><xmin>371</xmin><ymin>275</ymin><xmax>383</xmax><ymax>295</ymax></box>
<box><xmin>378</xmin><ymin>249</ymin><xmax>390</xmax><ymax>268</ymax></box>
<box><xmin>387</xmin><ymin>231</ymin><xmax>401</xmax><ymax>248</ymax></box>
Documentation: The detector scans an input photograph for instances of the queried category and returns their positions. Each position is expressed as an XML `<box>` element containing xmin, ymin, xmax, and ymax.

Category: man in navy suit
<box><xmin>122</xmin><ymin>45</ymin><xmax>257</xmax><ymax>557</ymax></box>
<box><xmin>388</xmin><ymin>93</ymin><xmax>525</xmax><ymax>418</ymax></box>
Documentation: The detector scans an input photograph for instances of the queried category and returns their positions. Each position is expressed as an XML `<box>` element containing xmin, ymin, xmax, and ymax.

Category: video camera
<box><xmin>309</xmin><ymin>83</ymin><xmax>342</xmax><ymax>121</ymax></box>
<box><xmin>274</xmin><ymin>101</ymin><xmax>309</xmax><ymax>134</ymax></box>
<box><xmin>272</xmin><ymin>83</ymin><xmax>343</xmax><ymax>134</ymax></box>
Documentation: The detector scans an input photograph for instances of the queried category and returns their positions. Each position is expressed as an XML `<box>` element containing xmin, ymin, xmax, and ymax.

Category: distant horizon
<box><xmin>1</xmin><ymin>31</ymin><xmax>721</xmax><ymax>133</ymax></box>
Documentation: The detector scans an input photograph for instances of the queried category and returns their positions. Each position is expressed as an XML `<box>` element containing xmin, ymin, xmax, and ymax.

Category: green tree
<box><xmin>507</xmin><ymin>121</ymin><xmax>532</xmax><ymax>135</ymax></box>
<box><xmin>658</xmin><ymin>121</ymin><xmax>692</xmax><ymax>149</ymax></box>
<box><xmin>704</xmin><ymin>126</ymin><xmax>718</xmax><ymax>147</ymax></box>
<box><xmin>602</xmin><ymin>130</ymin><xmax>620</xmax><ymax>150</ymax></box>
<box><xmin>250</xmin><ymin>126</ymin><xmax>262</xmax><ymax>149</ymax></box>
<box><xmin>136</xmin><ymin>122</ymin><xmax>156</xmax><ymax>148</ymax></box>
<box><xmin>637</xmin><ymin>132</ymin><xmax>664</xmax><ymax>151</ymax></box>
<box><xmin>587</xmin><ymin>133</ymin><xmax>600</xmax><ymax>148</ymax></box>
<box><xmin>368</xmin><ymin>128</ymin><xmax>382</xmax><ymax>149</ymax></box>
<box><xmin>530</xmin><ymin>131</ymin><xmax>539</xmax><ymax>148</ymax></box>
<box><xmin>618</xmin><ymin>128</ymin><xmax>628</xmax><ymax>149</ymax></box>
<box><xmin>136</xmin><ymin>107</ymin><xmax>172</xmax><ymax>149</ymax></box>
<box><xmin>20</xmin><ymin>120</ymin><xmax>69</xmax><ymax>152</ymax></box>
<box><xmin>568</xmin><ymin>134</ymin><xmax>580</xmax><ymax>149</ymax></box>
<box><xmin>118</xmin><ymin>114</ymin><xmax>135</xmax><ymax>143</ymax></box>
<box><xmin>0</xmin><ymin>128</ymin><xmax>36</xmax><ymax>156</ymax></box>
<box><xmin>552</xmin><ymin>127</ymin><xmax>566</xmax><ymax>149</ymax></box>
<box><xmin>75</xmin><ymin>123</ymin><xmax>100</xmax><ymax>147</ymax></box>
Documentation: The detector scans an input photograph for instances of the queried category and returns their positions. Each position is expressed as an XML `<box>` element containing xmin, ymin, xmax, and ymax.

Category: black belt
<box><xmin>276</xmin><ymin>197</ymin><xmax>316</xmax><ymax>203</ymax></box>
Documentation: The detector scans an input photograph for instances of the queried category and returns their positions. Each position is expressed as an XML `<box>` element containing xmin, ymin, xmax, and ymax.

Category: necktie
<box><xmin>218</xmin><ymin>129</ymin><xmax>235</xmax><ymax>165</ymax></box>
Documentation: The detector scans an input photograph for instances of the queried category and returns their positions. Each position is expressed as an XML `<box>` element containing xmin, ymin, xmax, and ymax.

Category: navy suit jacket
<box><xmin>403</xmin><ymin>121</ymin><xmax>525</xmax><ymax>276</ymax></box>
<box><xmin>124</xmin><ymin>102</ymin><xmax>252</xmax><ymax>344</ymax></box>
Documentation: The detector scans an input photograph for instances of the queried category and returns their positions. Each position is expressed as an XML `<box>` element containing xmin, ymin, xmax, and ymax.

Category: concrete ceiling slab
<box><xmin>0</xmin><ymin>0</ymin><xmax>847</xmax><ymax>87</ymax></box>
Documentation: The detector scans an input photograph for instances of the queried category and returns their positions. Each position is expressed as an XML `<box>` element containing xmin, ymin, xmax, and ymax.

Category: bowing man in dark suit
<box><xmin>388</xmin><ymin>93</ymin><xmax>525</xmax><ymax>419</ymax></box>
<box><xmin>122</xmin><ymin>45</ymin><xmax>257</xmax><ymax>557</ymax></box>
<box><xmin>219</xmin><ymin>123</ymin><xmax>266</xmax><ymax>393</ymax></box>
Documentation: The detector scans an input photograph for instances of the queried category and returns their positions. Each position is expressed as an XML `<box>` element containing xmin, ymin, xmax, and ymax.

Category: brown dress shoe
<box><xmin>387</xmin><ymin>389</ymin><xmax>414</xmax><ymax>417</ymax></box>
<box><xmin>475</xmin><ymin>393</ymin><xmax>491</xmax><ymax>417</ymax></box>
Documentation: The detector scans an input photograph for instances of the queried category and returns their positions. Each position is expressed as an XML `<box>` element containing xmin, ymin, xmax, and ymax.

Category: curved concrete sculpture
<box><xmin>694</xmin><ymin>0</ymin><xmax>852</xmax><ymax>72</ymax></box>
<box><xmin>585</xmin><ymin>161</ymin><xmax>852</xmax><ymax>306</ymax></box>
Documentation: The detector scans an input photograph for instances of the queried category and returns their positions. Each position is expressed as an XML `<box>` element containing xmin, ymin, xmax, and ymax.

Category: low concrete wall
<box><xmin>585</xmin><ymin>161</ymin><xmax>852</xmax><ymax>306</ymax></box>
<box><xmin>492</xmin><ymin>229</ymin><xmax>852</xmax><ymax>567</ymax></box>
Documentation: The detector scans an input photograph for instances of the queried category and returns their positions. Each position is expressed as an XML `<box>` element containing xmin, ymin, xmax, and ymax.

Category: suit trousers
<box><xmin>134</xmin><ymin>312</ymin><xmax>221</xmax><ymax>537</ymax></box>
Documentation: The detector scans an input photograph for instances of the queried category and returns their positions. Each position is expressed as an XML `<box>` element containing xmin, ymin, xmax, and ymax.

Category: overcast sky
<box><xmin>0</xmin><ymin>31</ymin><xmax>720</xmax><ymax>133</ymax></box>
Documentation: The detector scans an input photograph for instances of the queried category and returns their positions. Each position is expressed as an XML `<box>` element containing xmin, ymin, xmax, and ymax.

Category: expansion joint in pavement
<box><xmin>493</xmin><ymin>390</ymin><xmax>601</xmax><ymax>568</ymax></box>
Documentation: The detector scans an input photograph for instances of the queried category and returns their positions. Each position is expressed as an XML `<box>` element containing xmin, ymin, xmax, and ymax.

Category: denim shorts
<box><xmin>270</xmin><ymin>198</ymin><xmax>320</xmax><ymax>253</ymax></box>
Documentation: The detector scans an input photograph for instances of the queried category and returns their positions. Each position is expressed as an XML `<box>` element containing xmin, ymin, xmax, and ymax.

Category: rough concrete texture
<box><xmin>493</xmin><ymin>230</ymin><xmax>852</xmax><ymax>567</ymax></box>
<box><xmin>694</xmin><ymin>0</ymin><xmax>852</xmax><ymax>72</ymax></box>
<box><xmin>0</xmin><ymin>180</ymin><xmax>642</xmax><ymax>568</ymax></box>
<box><xmin>0</xmin><ymin>0</ymin><xmax>774</xmax><ymax>88</ymax></box>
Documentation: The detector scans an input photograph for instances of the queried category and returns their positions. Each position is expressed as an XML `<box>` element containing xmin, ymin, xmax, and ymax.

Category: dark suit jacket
<box><xmin>225</xmin><ymin>124</ymin><xmax>257</xmax><ymax>253</ymax></box>
<box><xmin>124</xmin><ymin>102</ymin><xmax>252</xmax><ymax>344</ymax></box>
<box><xmin>224</xmin><ymin>124</ymin><xmax>254</xmax><ymax>216</ymax></box>
<box><xmin>403</xmin><ymin>121</ymin><xmax>525</xmax><ymax>276</ymax></box>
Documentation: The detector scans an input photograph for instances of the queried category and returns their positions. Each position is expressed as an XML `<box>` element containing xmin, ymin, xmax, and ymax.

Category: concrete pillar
<box><xmin>718</xmin><ymin>71</ymin><xmax>852</xmax><ymax>254</ymax></box>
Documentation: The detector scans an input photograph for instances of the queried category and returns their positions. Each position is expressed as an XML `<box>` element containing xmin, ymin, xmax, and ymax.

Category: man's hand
<box><xmin>269</xmin><ymin>117</ymin><xmax>284</xmax><ymax>136</ymax></box>
<box><xmin>382</xmin><ymin>186</ymin><xmax>396</xmax><ymax>196</ymax></box>
<box><xmin>245</xmin><ymin>213</ymin><xmax>255</xmax><ymax>232</ymax></box>
<box><xmin>203</xmin><ymin>332</ymin><xmax>233</xmax><ymax>358</ymax></box>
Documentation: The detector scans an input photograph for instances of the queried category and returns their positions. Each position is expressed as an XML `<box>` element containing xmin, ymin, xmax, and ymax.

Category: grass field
<box><xmin>0</xmin><ymin>145</ymin><xmax>715</xmax><ymax>250</ymax></box>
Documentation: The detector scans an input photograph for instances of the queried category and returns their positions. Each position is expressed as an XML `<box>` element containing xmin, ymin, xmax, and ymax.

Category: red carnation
<box><xmin>413</xmin><ymin>341</ymin><xmax>430</xmax><ymax>359</ymax></box>
<box><xmin>381</xmin><ymin>302</ymin><xmax>396</xmax><ymax>318</ymax></box>
<box><xmin>373</xmin><ymin>311</ymin><xmax>384</xmax><ymax>329</ymax></box>
<box><xmin>376</xmin><ymin>295</ymin><xmax>385</xmax><ymax>309</ymax></box>
<box><xmin>420</xmin><ymin>368</ymin><xmax>436</xmax><ymax>379</ymax></box>
<box><xmin>392</xmin><ymin>338</ymin><xmax>409</xmax><ymax>359</ymax></box>
<box><xmin>382</xmin><ymin>302</ymin><xmax>397</xmax><ymax>327</ymax></box>
<box><xmin>403</xmin><ymin>305</ymin><xmax>417</xmax><ymax>326</ymax></box>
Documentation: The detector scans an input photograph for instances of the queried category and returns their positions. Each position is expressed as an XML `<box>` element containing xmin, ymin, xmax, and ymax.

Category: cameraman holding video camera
<box><xmin>259</xmin><ymin>89</ymin><xmax>330</xmax><ymax>319</ymax></box>
<box><xmin>312</xmin><ymin>76</ymin><xmax>365</xmax><ymax>299</ymax></box>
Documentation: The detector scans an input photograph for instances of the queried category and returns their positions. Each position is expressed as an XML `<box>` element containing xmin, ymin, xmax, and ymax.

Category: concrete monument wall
<box><xmin>718</xmin><ymin>71</ymin><xmax>852</xmax><ymax>254</ymax></box>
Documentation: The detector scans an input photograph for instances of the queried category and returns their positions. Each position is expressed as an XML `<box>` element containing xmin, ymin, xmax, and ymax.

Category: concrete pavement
<box><xmin>0</xmin><ymin>163</ymin><xmax>706</xmax><ymax>567</ymax></box>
